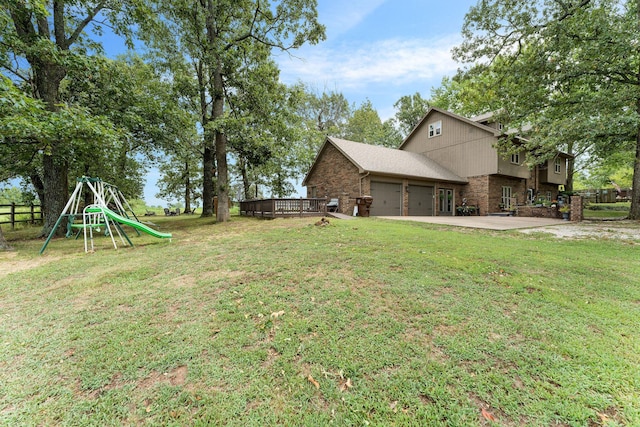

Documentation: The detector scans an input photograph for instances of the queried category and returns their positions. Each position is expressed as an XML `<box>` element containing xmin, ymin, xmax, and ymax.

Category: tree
<box><xmin>62</xmin><ymin>55</ymin><xmax>193</xmax><ymax>199</ymax></box>
<box><xmin>393</xmin><ymin>92</ymin><xmax>430</xmax><ymax>138</ymax></box>
<box><xmin>156</xmin><ymin>152</ymin><xmax>202</xmax><ymax>212</ymax></box>
<box><xmin>429</xmin><ymin>73</ymin><xmax>502</xmax><ymax>118</ymax></box>
<box><xmin>290</xmin><ymin>82</ymin><xmax>351</xmax><ymax>174</ymax></box>
<box><xmin>1</xmin><ymin>0</ymin><xmax>159</xmax><ymax>235</ymax></box>
<box><xmin>453</xmin><ymin>0</ymin><xmax>640</xmax><ymax>218</ymax></box>
<box><xmin>0</xmin><ymin>75</ymin><xmax>119</xmax><ymax>221</ymax></box>
<box><xmin>157</xmin><ymin>0</ymin><xmax>325</xmax><ymax>222</ymax></box>
<box><xmin>344</xmin><ymin>100</ymin><xmax>401</xmax><ymax>147</ymax></box>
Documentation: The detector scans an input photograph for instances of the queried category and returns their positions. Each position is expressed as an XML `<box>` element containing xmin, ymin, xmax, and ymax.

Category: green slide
<box><xmin>86</xmin><ymin>206</ymin><xmax>172</xmax><ymax>239</ymax></box>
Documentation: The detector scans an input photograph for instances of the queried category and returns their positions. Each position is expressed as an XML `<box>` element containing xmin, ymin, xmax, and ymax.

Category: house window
<box><xmin>554</xmin><ymin>158</ymin><xmax>562</xmax><ymax>173</ymax></box>
<box><xmin>501</xmin><ymin>186</ymin><xmax>512</xmax><ymax>209</ymax></box>
<box><xmin>511</xmin><ymin>153</ymin><xmax>520</xmax><ymax>165</ymax></box>
<box><xmin>310</xmin><ymin>186</ymin><xmax>317</xmax><ymax>198</ymax></box>
<box><xmin>428</xmin><ymin>120</ymin><xmax>442</xmax><ymax>138</ymax></box>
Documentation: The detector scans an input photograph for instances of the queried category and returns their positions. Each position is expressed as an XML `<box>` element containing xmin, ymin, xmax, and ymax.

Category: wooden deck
<box><xmin>240</xmin><ymin>198</ymin><xmax>329</xmax><ymax>218</ymax></box>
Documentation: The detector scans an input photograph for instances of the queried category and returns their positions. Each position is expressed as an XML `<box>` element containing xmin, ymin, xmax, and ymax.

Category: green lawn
<box><xmin>583</xmin><ymin>202</ymin><xmax>630</xmax><ymax>220</ymax></box>
<box><xmin>1</xmin><ymin>216</ymin><xmax>639</xmax><ymax>426</ymax></box>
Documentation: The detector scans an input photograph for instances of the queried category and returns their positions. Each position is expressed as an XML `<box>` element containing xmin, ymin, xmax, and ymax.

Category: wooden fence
<box><xmin>0</xmin><ymin>203</ymin><xmax>43</xmax><ymax>229</ymax></box>
<box><xmin>576</xmin><ymin>188</ymin><xmax>632</xmax><ymax>203</ymax></box>
<box><xmin>240</xmin><ymin>198</ymin><xmax>328</xmax><ymax>218</ymax></box>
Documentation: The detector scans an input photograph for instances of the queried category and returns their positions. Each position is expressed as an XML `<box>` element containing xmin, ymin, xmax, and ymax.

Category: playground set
<box><xmin>40</xmin><ymin>177</ymin><xmax>172</xmax><ymax>254</ymax></box>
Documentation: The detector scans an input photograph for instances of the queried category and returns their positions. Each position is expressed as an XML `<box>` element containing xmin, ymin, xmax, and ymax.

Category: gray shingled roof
<box><xmin>328</xmin><ymin>137</ymin><xmax>467</xmax><ymax>183</ymax></box>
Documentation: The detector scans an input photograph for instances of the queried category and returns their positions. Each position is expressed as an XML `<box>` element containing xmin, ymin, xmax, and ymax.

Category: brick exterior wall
<box><xmin>461</xmin><ymin>176</ymin><xmax>489</xmax><ymax>215</ymax></box>
<box><xmin>490</xmin><ymin>175</ymin><xmax>527</xmax><ymax>212</ymax></box>
<box><xmin>305</xmin><ymin>143</ymin><xmax>362</xmax><ymax>214</ymax></box>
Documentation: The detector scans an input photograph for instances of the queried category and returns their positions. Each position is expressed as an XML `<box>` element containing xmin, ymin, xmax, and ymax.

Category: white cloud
<box><xmin>278</xmin><ymin>35</ymin><xmax>462</xmax><ymax>90</ymax></box>
<box><xmin>320</xmin><ymin>0</ymin><xmax>388</xmax><ymax>37</ymax></box>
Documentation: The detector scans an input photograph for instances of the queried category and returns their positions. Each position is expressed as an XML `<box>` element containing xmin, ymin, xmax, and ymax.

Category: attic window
<box><xmin>428</xmin><ymin>120</ymin><xmax>442</xmax><ymax>138</ymax></box>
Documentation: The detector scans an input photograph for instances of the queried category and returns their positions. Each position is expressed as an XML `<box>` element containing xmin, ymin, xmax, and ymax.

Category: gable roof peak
<box><xmin>399</xmin><ymin>107</ymin><xmax>499</xmax><ymax>149</ymax></box>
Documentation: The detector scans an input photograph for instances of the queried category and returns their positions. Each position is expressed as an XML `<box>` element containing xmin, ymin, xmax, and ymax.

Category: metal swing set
<box><xmin>39</xmin><ymin>176</ymin><xmax>145</xmax><ymax>254</ymax></box>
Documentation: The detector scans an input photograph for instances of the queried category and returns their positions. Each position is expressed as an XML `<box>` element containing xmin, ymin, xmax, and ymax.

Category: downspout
<box><xmin>360</xmin><ymin>172</ymin><xmax>370</xmax><ymax>196</ymax></box>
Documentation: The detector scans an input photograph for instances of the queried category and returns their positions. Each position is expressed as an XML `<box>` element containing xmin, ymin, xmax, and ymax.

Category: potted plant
<box><xmin>559</xmin><ymin>205</ymin><xmax>570</xmax><ymax>220</ymax></box>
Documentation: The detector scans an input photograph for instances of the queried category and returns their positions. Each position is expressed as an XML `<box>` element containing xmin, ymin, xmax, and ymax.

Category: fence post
<box><xmin>10</xmin><ymin>202</ymin><xmax>15</xmax><ymax>229</ymax></box>
<box><xmin>30</xmin><ymin>203</ymin><xmax>35</xmax><ymax>224</ymax></box>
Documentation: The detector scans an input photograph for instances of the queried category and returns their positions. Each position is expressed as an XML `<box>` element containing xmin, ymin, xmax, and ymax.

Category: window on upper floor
<box><xmin>554</xmin><ymin>157</ymin><xmax>562</xmax><ymax>173</ymax></box>
<box><xmin>428</xmin><ymin>120</ymin><xmax>442</xmax><ymax>138</ymax></box>
<box><xmin>511</xmin><ymin>153</ymin><xmax>520</xmax><ymax>165</ymax></box>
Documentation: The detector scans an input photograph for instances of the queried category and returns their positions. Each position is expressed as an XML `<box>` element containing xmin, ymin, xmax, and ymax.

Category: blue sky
<box><xmin>276</xmin><ymin>0</ymin><xmax>477</xmax><ymax>120</ymax></box>
<box><xmin>107</xmin><ymin>0</ymin><xmax>478</xmax><ymax>205</ymax></box>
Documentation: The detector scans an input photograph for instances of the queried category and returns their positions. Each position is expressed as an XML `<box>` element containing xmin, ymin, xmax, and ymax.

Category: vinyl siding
<box><xmin>402</xmin><ymin>111</ymin><xmax>500</xmax><ymax>177</ymax></box>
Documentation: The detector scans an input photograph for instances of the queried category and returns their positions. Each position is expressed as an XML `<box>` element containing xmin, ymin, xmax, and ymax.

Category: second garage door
<box><xmin>369</xmin><ymin>181</ymin><xmax>402</xmax><ymax>216</ymax></box>
<box><xmin>408</xmin><ymin>185</ymin><xmax>434</xmax><ymax>216</ymax></box>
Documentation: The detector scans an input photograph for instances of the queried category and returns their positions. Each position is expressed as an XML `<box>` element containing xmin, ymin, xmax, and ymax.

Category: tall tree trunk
<box><xmin>212</xmin><ymin>65</ymin><xmax>230</xmax><ymax>222</ymax></box>
<box><xmin>41</xmin><ymin>150</ymin><xmax>69</xmax><ymax>237</ymax></box>
<box><xmin>206</xmin><ymin>0</ymin><xmax>229</xmax><ymax>223</ymax></box>
<box><xmin>184</xmin><ymin>161</ymin><xmax>192</xmax><ymax>213</ymax></box>
<box><xmin>37</xmin><ymin>62</ymin><xmax>69</xmax><ymax>237</ymax></box>
<box><xmin>30</xmin><ymin>173</ymin><xmax>45</xmax><ymax>212</ymax></box>
<box><xmin>201</xmin><ymin>145</ymin><xmax>215</xmax><ymax>217</ymax></box>
<box><xmin>196</xmin><ymin>58</ymin><xmax>215</xmax><ymax>218</ymax></box>
<box><xmin>239</xmin><ymin>157</ymin><xmax>251</xmax><ymax>200</ymax></box>
<box><xmin>215</xmin><ymin>130</ymin><xmax>230</xmax><ymax>222</ymax></box>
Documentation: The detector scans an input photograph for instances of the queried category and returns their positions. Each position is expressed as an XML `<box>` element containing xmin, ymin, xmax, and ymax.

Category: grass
<box><xmin>583</xmin><ymin>203</ymin><xmax>630</xmax><ymax>220</ymax></box>
<box><xmin>1</xmin><ymin>215</ymin><xmax>639</xmax><ymax>426</ymax></box>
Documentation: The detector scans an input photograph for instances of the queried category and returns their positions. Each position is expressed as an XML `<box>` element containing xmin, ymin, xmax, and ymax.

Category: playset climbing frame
<box><xmin>39</xmin><ymin>177</ymin><xmax>171</xmax><ymax>254</ymax></box>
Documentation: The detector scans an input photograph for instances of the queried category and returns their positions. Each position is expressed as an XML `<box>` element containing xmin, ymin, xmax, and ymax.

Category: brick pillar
<box><xmin>339</xmin><ymin>193</ymin><xmax>350</xmax><ymax>215</ymax></box>
<box><xmin>570</xmin><ymin>195</ymin><xmax>583</xmax><ymax>222</ymax></box>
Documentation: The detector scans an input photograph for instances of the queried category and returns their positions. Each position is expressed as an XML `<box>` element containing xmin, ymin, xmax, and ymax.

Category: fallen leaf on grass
<box><xmin>271</xmin><ymin>310</ymin><xmax>285</xmax><ymax>318</ymax></box>
<box><xmin>597</xmin><ymin>412</ymin><xmax>610</xmax><ymax>423</ymax></box>
<box><xmin>307</xmin><ymin>375</ymin><xmax>320</xmax><ymax>389</ymax></box>
<box><xmin>481</xmin><ymin>408</ymin><xmax>496</xmax><ymax>421</ymax></box>
<box><xmin>340</xmin><ymin>378</ymin><xmax>352</xmax><ymax>392</ymax></box>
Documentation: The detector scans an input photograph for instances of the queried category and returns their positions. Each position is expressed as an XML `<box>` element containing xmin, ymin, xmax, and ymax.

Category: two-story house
<box><xmin>303</xmin><ymin>107</ymin><xmax>570</xmax><ymax>216</ymax></box>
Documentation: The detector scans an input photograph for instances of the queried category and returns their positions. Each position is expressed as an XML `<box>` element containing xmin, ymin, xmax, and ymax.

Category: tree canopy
<box><xmin>1</xmin><ymin>0</ymin><xmax>162</xmax><ymax>235</ymax></box>
<box><xmin>154</xmin><ymin>0</ymin><xmax>325</xmax><ymax>221</ymax></box>
<box><xmin>453</xmin><ymin>0</ymin><xmax>640</xmax><ymax>218</ymax></box>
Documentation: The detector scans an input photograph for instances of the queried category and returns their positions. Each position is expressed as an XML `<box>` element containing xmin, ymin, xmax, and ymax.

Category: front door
<box><xmin>438</xmin><ymin>189</ymin><xmax>453</xmax><ymax>215</ymax></box>
<box><xmin>502</xmin><ymin>186</ymin><xmax>513</xmax><ymax>209</ymax></box>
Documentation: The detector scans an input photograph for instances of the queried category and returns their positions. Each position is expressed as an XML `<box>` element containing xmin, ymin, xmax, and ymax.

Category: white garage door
<box><xmin>408</xmin><ymin>185</ymin><xmax>434</xmax><ymax>216</ymax></box>
<box><xmin>369</xmin><ymin>181</ymin><xmax>402</xmax><ymax>216</ymax></box>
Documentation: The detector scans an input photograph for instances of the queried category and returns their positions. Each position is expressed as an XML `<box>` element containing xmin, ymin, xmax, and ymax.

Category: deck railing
<box><xmin>240</xmin><ymin>198</ymin><xmax>328</xmax><ymax>218</ymax></box>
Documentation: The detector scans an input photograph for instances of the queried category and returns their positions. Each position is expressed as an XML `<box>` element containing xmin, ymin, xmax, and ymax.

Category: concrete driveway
<box><xmin>378</xmin><ymin>215</ymin><xmax>567</xmax><ymax>230</ymax></box>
